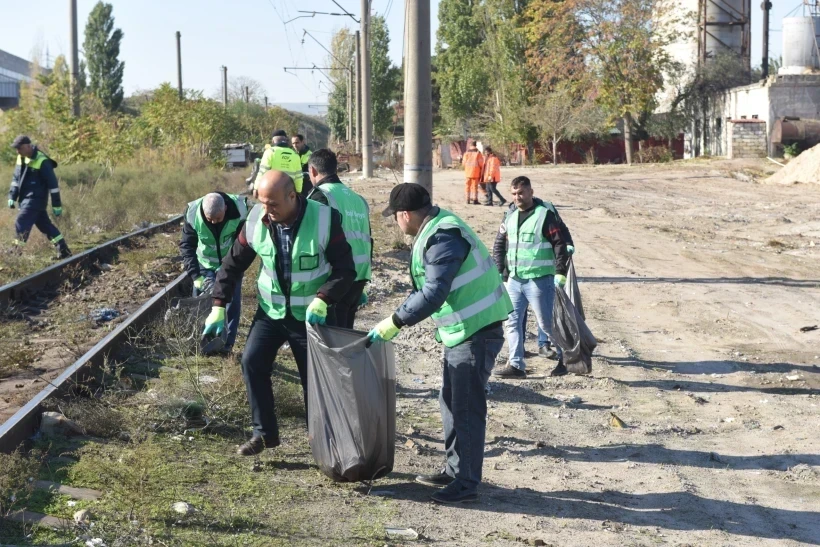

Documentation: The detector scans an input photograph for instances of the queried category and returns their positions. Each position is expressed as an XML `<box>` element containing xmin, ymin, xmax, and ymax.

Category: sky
<box><xmin>0</xmin><ymin>0</ymin><xmax>806</xmax><ymax>105</ymax></box>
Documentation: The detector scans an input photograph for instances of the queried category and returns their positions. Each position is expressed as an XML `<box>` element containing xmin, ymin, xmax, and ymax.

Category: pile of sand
<box><xmin>766</xmin><ymin>143</ymin><xmax>820</xmax><ymax>185</ymax></box>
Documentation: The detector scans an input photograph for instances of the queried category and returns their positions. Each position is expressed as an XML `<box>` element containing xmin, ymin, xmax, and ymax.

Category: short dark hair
<box><xmin>294</xmin><ymin>134</ymin><xmax>305</xmax><ymax>142</ymax></box>
<box><xmin>308</xmin><ymin>148</ymin><xmax>338</xmax><ymax>175</ymax></box>
<box><xmin>510</xmin><ymin>176</ymin><xmax>531</xmax><ymax>189</ymax></box>
<box><xmin>484</xmin><ymin>146</ymin><xmax>493</xmax><ymax>154</ymax></box>
<box><xmin>272</xmin><ymin>129</ymin><xmax>287</xmax><ymax>138</ymax></box>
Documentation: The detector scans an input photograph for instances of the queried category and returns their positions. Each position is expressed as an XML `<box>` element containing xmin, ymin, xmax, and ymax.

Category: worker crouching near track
<box><xmin>7</xmin><ymin>135</ymin><xmax>71</xmax><ymax>259</ymax></box>
<box><xmin>180</xmin><ymin>192</ymin><xmax>249</xmax><ymax>354</ymax></box>
<box><xmin>204</xmin><ymin>170</ymin><xmax>356</xmax><ymax>456</ymax></box>
<box><xmin>366</xmin><ymin>184</ymin><xmax>512</xmax><ymax>504</ymax></box>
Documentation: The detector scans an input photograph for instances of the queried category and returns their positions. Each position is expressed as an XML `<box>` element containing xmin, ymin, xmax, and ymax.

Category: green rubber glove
<box><xmin>203</xmin><ymin>307</ymin><xmax>226</xmax><ymax>337</ymax></box>
<box><xmin>306</xmin><ymin>298</ymin><xmax>328</xmax><ymax>325</ymax></box>
<box><xmin>7</xmin><ymin>199</ymin><xmax>14</xmax><ymax>209</ymax></box>
<box><xmin>52</xmin><ymin>207</ymin><xmax>62</xmax><ymax>217</ymax></box>
<box><xmin>359</xmin><ymin>289</ymin><xmax>368</xmax><ymax>307</ymax></box>
<box><xmin>567</xmin><ymin>245</ymin><xmax>575</xmax><ymax>255</ymax></box>
<box><xmin>367</xmin><ymin>316</ymin><xmax>401</xmax><ymax>344</ymax></box>
<box><xmin>554</xmin><ymin>274</ymin><xmax>567</xmax><ymax>288</ymax></box>
<box><xmin>193</xmin><ymin>276</ymin><xmax>206</xmax><ymax>291</ymax></box>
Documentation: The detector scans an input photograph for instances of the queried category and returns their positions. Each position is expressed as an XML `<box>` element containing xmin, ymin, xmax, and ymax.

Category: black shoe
<box><xmin>492</xmin><ymin>364</ymin><xmax>526</xmax><ymax>379</ymax></box>
<box><xmin>56</xmin><ymin>243</ymin><xmax>72</xmax><ymax>259</ymax></box>
<box><xmin>539</xmin><ymin>346</ymin><xmax>558</xmax><ymax>360</ymax></box>
<box><xmin>549</xmin><ymin>361</ymin><xmax>568</xmax><ymax>377</ymax></box>
<box><xmin>498</xmin><ymin>200</ymin><xmax>507</xmax><ymax>207</ymax></box>
<box><xmin>431</xmin><ymin>483</ymin><xmax>478</xmax><ymax>505</ymax></box>
<box><xmin>415</xmin><ymin>469</ymin><xmax>454</xmax><ymax>488</ymax></box>
<box><xmin>472</xmin><ymin>200</ymin><xmax>480</xmax><ymax>205</ymax></box>
<box><xmin>237</xmin><ymin>436</ymin><xmax>279</xmax><ymax>456</ymax></box>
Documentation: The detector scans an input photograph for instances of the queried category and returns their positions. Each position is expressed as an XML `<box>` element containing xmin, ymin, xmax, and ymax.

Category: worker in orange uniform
<box><xmin>482</xmin><ymin>146</ymin><xmax>507</xmax><ymax>207</ymax></box>
<box><xmin>462</xmin><ymin>139</ymin><xmax>484</xmax><ymax>205</ymax></box>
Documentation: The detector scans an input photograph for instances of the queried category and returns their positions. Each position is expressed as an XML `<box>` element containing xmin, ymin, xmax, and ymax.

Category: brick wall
<box><xmin>728</xmin><ymin>120</ymin><xmax>767</xmax><ymax>159</ymax></box>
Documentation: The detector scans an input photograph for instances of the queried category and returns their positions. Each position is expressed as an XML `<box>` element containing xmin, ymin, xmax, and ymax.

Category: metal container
<box><xmin>780</xmin><ymin>17</ymin><xmax>820</xmax><ymax>74</ymax></box>
<box><xmin>703</xmin><ymin>0</ymin><xmax>751</xmax><ymax>67</ymax></box>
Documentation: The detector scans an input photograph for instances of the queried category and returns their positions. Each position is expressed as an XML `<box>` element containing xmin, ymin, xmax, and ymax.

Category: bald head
<box><xmin>257</xmin><ymin>170</ymin><xmax>298</xmax><ymax>224</ymax></box>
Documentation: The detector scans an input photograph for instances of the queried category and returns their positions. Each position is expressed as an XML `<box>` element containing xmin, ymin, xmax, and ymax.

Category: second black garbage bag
<box><xmin>306</xmin><ymin>324</ymin><xmax>396</xmax><ymax>482</ymax></box>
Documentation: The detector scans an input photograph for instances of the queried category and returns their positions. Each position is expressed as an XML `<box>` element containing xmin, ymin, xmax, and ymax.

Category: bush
<box><xmin>637</xmin><ymin>145</ymin><xmax>673</xmax><ymax>164</ymax></box>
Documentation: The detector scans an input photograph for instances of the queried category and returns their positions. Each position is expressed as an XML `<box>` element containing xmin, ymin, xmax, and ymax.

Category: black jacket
<box><xmin>212</xmin><ymin>195</ymin><xmax>356</xmax><ymax>309</ymax></box>
<box><xmin>8</xmin><ymin>147</ymin><xmax>61</xmax><ymax>211</ymax></box>
<box><xmin>179</xmin><ymin>192</ymin><xmax>245</xmax><ymax>280</ymax></box>
<box><xmin>493</xmin><ymin>198</ymin><xmax>574</xmax><ymax>278</ymax></box>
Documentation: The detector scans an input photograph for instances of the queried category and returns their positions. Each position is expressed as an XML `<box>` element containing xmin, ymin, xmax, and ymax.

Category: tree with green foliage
<box><xmin>370</xmin><ymin>15</ymin><xmax>401</xmax><ymax>140</ymax></box>
<box><xmin>83</xmin><ymin>1</ymin><xmax>125</xmax><ymax>111</ymax></box>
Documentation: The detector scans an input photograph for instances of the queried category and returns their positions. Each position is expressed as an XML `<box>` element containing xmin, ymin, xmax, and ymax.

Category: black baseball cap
<box><xmin>382</xmin><ymin>184</ymin><xmax>431</xmax><ymax>217</ymax></box>
<box><xmin>271</xmin><ymin>129</ymin><xmax>287</xmax><ymax>138</ymax></box>
<box><xmin>11</xmin><ymin>135</ymin><xmax>31</xmax><ymax>148</ymax></box>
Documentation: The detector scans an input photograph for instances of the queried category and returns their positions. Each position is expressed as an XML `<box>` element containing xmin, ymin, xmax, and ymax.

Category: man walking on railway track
<box><xmin>204</xmin><ymin>170</ymin><xmax>356</xmax><ymax>456</ymax></box>
<box><xmin>462</xmin><ymin>139</ymin><xmax>484</xmax><ymax>205</ymax></box>
<box><xmin>7</xmin><ymin>135</ymin><xmax>71</xmax><ymax>259</ymax></box>
<box><xmin>492</xmin><ymin>176</ymin><xmax>572</xmax><ymax>379</ymax></box>
<box><xmin>367</xmin><ymin>184</ymin><xmax>512</xmax><ymax>504</ymax></box>
<box><xmin>254</xmin><ymin>130</ymin><xmax>306</xmax><ymax>197</ymax></box>
<box><xmin>306</xmin><ymin>149</ymin><xmax>372</xmax><ymax>329</ymax></box>
<box><xmin>180</xmin><ymin>192</ymin><xmax>249</xmax><ymax>353</ymax></box>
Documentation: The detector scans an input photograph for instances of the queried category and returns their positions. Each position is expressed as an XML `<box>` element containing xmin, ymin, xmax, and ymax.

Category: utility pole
<box><xmin>221</xmin><ymin>66</ymin><xmax>228</xmax><ymax>107</ymax></box>
<box><xmin>761</xmin><ymin>1</ymin><xmax>772</xmax><ymax>79</ymax></box>
<box><xmin>354</xmin><ymin>31</ymin><xmax>361</xmax><ymax>154</ymax></box>
<box><xmin>360</xmin><ymin>0</ymin><xmax>373</xmax><ymax>177</ymax></box>
<box><xmin>264</xmin><ymin>96</ymin><xmax>269</xmax><ymax>111</ymax></box>
<box><xmin>69</xmin><ymin>0</ymin><xmax>80</xmax><ymax>117</ymax></box>
<box><xmin>347</xmin><ymin>69</ymin><xmax>353</xmax><ymax>142</ymax></box>
<box><xmin>404</xmin><ymin>0</ymin><xmax>433</xmax><ymax>197</ymax></box>
<box><xmin>245</xmin><ymin>85</ymin><xmax>250</xmax><ymax>103</ymax></box>
<box><xmin>176</xmin><ymin>31</ymin><xmax>183</xmax><ymax>99</ymax></box>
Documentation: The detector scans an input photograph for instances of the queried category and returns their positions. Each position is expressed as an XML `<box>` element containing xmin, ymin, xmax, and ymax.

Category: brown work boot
<box><xmin>236</xmin><ymin>436</ymin><xmax>279</xmax><ymax>456</ymax></box>
<box><xmin>492</xmin><ymin>363</ymin><xmax>526</xmax><ymax>379</ymax></box>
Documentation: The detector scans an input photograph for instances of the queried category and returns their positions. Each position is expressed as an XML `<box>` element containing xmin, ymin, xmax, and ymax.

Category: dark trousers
<box><xmin>15</xmin><ymin>208</ymin><xmax>62</xmax><ymax>243</ymax></box>
<box><xmin>328</xmin><ymin>279</ymin><xmax>367</xmax><ymax>330</ymax></box>
<box><xmin>440</xmin><ymin>325</ymin><xmax>504</xmax><ymax>492</ymax></box>
<box><xmin>241</xmin><ymin>306</ymin><xmax>308</xmax><ymax>443</ymax></box>
<box><xmin>485</xmin><ymin>182</ymin><xmax>506</xmax><ymax>205</ymax></box>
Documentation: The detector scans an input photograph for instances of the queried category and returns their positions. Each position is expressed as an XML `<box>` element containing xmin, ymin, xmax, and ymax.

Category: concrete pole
<box><xmin>245</xmin><ymin>85</ymin><xmax>249</xmax><ymax>103</ymax></box>
<box><xmin>761</xmin><ymin>1</ymin><xmax>772</xmax><ymax>79</ymax></box>
<box><xmin>69</xmin><ymin>0</ymin><xmax>80</xmax><ymax>117</ymax></box>
<box><xmin>355</xmin><ymin>31</ymin><xmax>361</xmax><ymax>154</ymax></box>
<box><xmin>264</xmin><ymin>96</ymin><xmax>268</xmax><ymax>111</ymax></box>
<box><xmin>347</xmin><ymin>69</ymin><xmax>353</xmax><ymax>142</ymax></box>
<box><xmin>176</xmin><ymin>31</ymin><xmax>183</xmax><ymax>99</ymax></box>
<box><xmin>360</xmin><ymin>0</ymin><xmax>373</xmax><ymax>177</ymax></box>
<box><xmin>404</xmin><ymin>0</ymin><xmax>433</xmax><ymax>197</ymax></box>
<box><xmin>221</xmin><ymin>66</ymin><xmax>228</xmax><ymax>107</ymax></box>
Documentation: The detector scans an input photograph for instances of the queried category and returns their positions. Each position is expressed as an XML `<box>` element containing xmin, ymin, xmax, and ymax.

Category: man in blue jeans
<box><xmin>367</xmin><ymin>184</ymin><xmax>512</xmax><ymax>504</ymax></box>
<box><xmin>492</xmin><ymin>176</ymin><xmax>572</xmax><ymax>378</ymax></box>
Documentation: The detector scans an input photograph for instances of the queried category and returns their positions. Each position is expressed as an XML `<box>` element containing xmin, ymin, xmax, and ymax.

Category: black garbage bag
<box><xmin>307</xmin><ymin>324</ymin><xmax>396</xmax><ymax>482</ymax></box>
<box><xmin>565</xmin><ymin>258</ymin><xmax>585</xmax><ymax>320</ymax></box>
<box><xmin>552</xmin><ymin>288</ymin><xmax>597</xmax><ymax>374</ymax></box>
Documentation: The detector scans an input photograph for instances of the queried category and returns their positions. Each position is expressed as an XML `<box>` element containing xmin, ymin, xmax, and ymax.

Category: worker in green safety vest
<box><xmin>491</xmin><ymin>175</ymin><xmax>573</xmax><ymax>379</ymax></box>
<box><xmin>366</xmin><ymin>184</ymin><xmax>512</xmax><ymax>505</ymax></box>
<box><xmin>204</xmin><ymin>170</ymin><xmax>356</xmax><ymax>456</ymax></box>
<box><xmin>253</xmin><ymin>130</ymin><xmax>305</xmax><ymax>198</ymax></box>
<box><xmin>291</xmin><ymin>133</ymin><xmax>313</xmax><ymax>195</ymax></box>
<box><xmin>180</xmin><ymin>192</ymin><xmax>249</xmax><ymax>353</ymax></box>
<box><xmin>306</xmin><ymin>148</ymin><xmax>372</xmax><ymax>329</ymax></box>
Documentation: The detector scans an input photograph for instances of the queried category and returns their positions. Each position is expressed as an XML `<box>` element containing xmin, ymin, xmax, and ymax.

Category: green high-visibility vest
<box><xmin>185</xmin><ymin>194</ymin><xmax>249</xmax><ymax>272</ymax></box>
<box><xmin>504</xmin><ymin>202</ymin><xmax>557</xmax><ymax>279</ymax></box>
<box><xmin>255</xmin><ymin>146</ymin><xmax>304</xmax><ymax>192</ymax></box>
<box><xmin>314</xmin><ymin>182</ymin><xmax>371</xmax><ymax>282</ymax></box>
<box><xmin>245</xmin><ymin>200</ymin><xmax>332</xmax><ymax>321</ymax></box>
<box><xmin>298</xmin><ymin>147</ymin><xmax>312</xmax><ymax>171</ymax></box>
<box><xmin>411</xmin><ymin>209</ymin><xmax>512</xmax><ymax>348</ymax></box>
<box><xmin>16</xmin><ymin>151</ymin><xmax>53</xmax><ymax>170</ymax></box>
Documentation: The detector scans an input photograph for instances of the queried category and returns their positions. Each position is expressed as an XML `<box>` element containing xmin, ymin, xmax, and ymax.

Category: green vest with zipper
<box><xmin>186</xmin><ymin>194</ymin><xmax>248</xmax><ymax>272</ymax></box>
<box><xmin>411</xmin><ymin>209</ymin><xmax>513</xmax><ymax>348</ymax></box>
<box><xmin>505</xmin><ymin>202</ymin><xmax>557</xmax><ymax>279</ymax></box>
<box><xmin>314</xmin><ymin>181</ymin><xmax>371</xmax><ymax>281</ymax></box>
<box><xmin>245</xmin><ymin>201</ymin><xmax>331</xmax><ymax>321</ymax></box>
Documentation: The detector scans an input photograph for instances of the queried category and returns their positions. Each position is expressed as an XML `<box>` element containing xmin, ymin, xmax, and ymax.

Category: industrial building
<box><xmin>0</xmin><ymin>49</ymin><xmax>43</xmax><ymax>110</ymax></box>
<box><xmin>666</xmin><ymin>0</ymin><xmax>820</xmax><ymax>159</ymax></box>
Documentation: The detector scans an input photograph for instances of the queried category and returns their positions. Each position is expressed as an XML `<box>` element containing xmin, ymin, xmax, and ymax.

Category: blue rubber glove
<box><xmin>554</xmin><ymin>274</ymin><xmax>567</xmax><ymax>288</ymax></box>
<box><xmin>567</xmin><ymin>245</ymin><xmax>575</xmax><ymax>255</ymax></box>
<box><xmin>52</xmin><ymin>207</ymin><xmax>62</xmax><ymax>217</ymax></box>
<box><xmin>367</xmin><ymin>316</ymin><xmax>401</xmax><ymax>344</ymax></box>
<box><xmin>359</xmin><ymin>289</ymin><xmax>368</xmax><ymax>307</ymax></box>
<box><xmin>7</xmin><ymin>199</ymin><xmax>14</xmax><ymax>209</ymax></box>
<box><xmin>306</xmin><ymin>298</ymin><xmax>328</xmax><ymax>325</ymax></box>
<box><xmin>203</xmin><ymin>307</ymin><xmax>226</xmax><ymax>337</ymax></box>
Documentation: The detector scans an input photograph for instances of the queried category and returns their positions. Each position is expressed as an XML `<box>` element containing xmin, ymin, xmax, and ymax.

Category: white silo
<box><xmin>701</xmin><ymin>0</ymin><xmax>751</xmax><ymax>69</ymax></box>
<box><xmin>780</xmin><ymin>17</ymin><xmax>820</xmax><ymax>74</ymax></box>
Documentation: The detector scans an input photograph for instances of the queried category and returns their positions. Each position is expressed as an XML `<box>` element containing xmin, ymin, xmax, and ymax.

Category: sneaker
<box><xmin>539</xmin><ymin>346</ymin><xmax>558</xmax><ymax>360</ymax></box>
<box><xmin>415</xmin><ymin>469</ymin><xmax>454</xmax><ymax>488</ymax></box>
<box><xmin>492</xmin><ymin>364</ymin><xmax>526</xmax><ymax>379</ymax></box>
<box><xmin>431</xmin><ymin>482</ymin><xmax>479</xmax><ymax>505</ymax></box>
<box><xmin>549</xmin><ymin>361</ymin><xmax>568</xmax><ymax>377</ymax></box>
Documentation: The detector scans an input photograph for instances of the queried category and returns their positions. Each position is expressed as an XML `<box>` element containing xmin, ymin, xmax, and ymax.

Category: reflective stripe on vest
<box><xmin>185</xmin><ymin>194</ymin><xmax>248</xmax><ymax>272</ymax></box>
<box><xmin>245</xmin><ymin>201</ymin><xmax>331</xmax><ymax>321</ymax></box>
<box><xmin>411</xmin><ymin>210</ymin><xmax>512</xmax><ymax>347</ymax></box>
<box><xmin>505</xmin><ymin>203</ymin><xmax>556</xmax><ymax>279</ymax></box>
<box><xmin>317</xmin><ymin>182</ymin><xmax>372</xmax><ymax>281</ymax></box>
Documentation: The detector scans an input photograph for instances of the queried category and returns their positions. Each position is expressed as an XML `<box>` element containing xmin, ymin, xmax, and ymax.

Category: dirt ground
<box><xmin>346</xmin><ymin>159</ymin><xmax>820</xmax><ymax>546</ymax></box>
